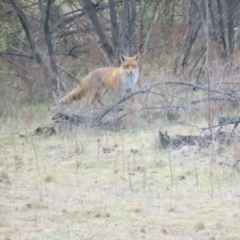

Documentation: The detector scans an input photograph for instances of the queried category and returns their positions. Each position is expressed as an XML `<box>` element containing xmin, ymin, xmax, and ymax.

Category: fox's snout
<box><xmin>125</xmin><ymin>68</ymin><xmax>136</xmax><ymax>74</ymax></box>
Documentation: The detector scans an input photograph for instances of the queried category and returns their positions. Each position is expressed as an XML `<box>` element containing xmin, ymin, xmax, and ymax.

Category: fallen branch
<box><xmin>202</xmin><ymin>116</ymin><xmax>240</xmax><ymax>131</ymax></box>
<box><xmin>118</xmin><ymin>105</ymin><xmax>185</xmax><ymax>120</ymax></box>
<box><xmin>163</xmin><ymin>80</ymin><xmax>238</xmax><ymax>98</ymax></box>
<box><xmin>96</xmin><ymin>86</ymin><xmax>151</xmax><ymax>122</ymax></box>
<box><xmin>159</xmin><ymin>127</ymin><xmax>239</xmax><ymax>150</ymax></box>
<box><xmin>190</xmin><ymin>96</ymin><xmax>238</xmax><ymax>104</ymax></box>
<box><xmin>0</xmin><ymin>52</ymin><xmax>33</xmax><ymax>59</ymax></box>
<box><xmin>158</xmin><ymin>130</ymin><xmax>211</xmax><ymax>149</ymax></box>
<box><xmin>149</xmin><ymin>80</ymin><xmax>240</xmax><ymax>105</ymax></box>
<box><xmin>56</xmin><ymin>63</ymin><xmax>80</xmax><ymax>84</ymax></box>
<box><xmin>34</xmin><ymin>86</ymin><xmax>152</xmax><ymax>135</ymax></box>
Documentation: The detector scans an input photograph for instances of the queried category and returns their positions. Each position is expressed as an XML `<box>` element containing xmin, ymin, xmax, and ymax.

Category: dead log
<box><xmin>159</xmin><ymin>130</ymin><xmax>210</xmax><ymax>149</ymax></box>
<box><xmin>34</xmin><ymin>125</ymin><xmax>57</xmax><ymax>136</ymax></box>
<box><xmin>33</xmin><ymin>112</ymin><xmax>96</xmax><ymax>136</ymax></box>
<box><xmin>219</xmin><ymin>159</ymin><xmax>240</xmax><ymax>173</ymax></box>
<box><xmin>218</xmin><ymin>116</ymin><xmax>240</xmax><ymax>132</ymax></box>
<box><xmin>159</xmin><ymin>128</ymin><xmax>239</xmax><ymax>150</ymax></box>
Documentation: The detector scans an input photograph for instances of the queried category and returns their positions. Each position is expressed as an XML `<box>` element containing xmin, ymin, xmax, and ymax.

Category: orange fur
<box><xmin>61</xmin><ymin>55</ymin><xmax>139</xmax><ymax>106</ymax></box>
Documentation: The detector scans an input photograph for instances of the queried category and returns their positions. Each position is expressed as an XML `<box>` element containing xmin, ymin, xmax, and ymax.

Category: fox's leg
<box><xmin>97</xmin><ymin>99</ymin><xmax>105</xmax><ymax>106</ymax></box>
<box><xmin>91</xmin><ymin>88</ymin><xmax>108</xmax><ymax>106</ymax></box>
<box><xmin>99</xmin><ymin>88</ymin><xmax>108</xmax><ymax>106</ymax></box>
<box><xmin>91</xmin><ymin>92</ymin><xmax>101</xmax><ymax>106</ymax></box>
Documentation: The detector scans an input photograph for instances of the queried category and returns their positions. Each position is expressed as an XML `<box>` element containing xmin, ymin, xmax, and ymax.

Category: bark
<box><xmin>10</xmin><ymin>0</ymin><xmax>39</xmax><ymax>61</ymax></box>
<box><xmin>10</xmin><ymin>0</ymin><xmax>64</xmax><ymax>94</ymax></box>
<box><xmin>129</xmin><ymin>0</ymin><xmax>137</xmax><ymax>55</ymax></box>
<box><xmin>108</xmin><ymin>0</ymin><xmax>118</xmax><ymax>56</ymax></box>
<box><xmin>43</xmin><ymin>0</ymin><xmax>58</xmax><ymax>74</ymax></box>
<box><xmin>216</xmin><ymin>0</ymin><xmax>227</xmax><ymax>58</ymax></box>
<box><xmin>81</xmin><ymin>0</ymin><xmax>114</xmax><ymax>57</ymax></box>
<box><xmin>182</xmin><ymin>1</ymin><xmax>202</xmax><ymax>67</ymax></box>
<box><xmin>182</xmin><ymin>23</ymin><xmax>202</xmax><ymax>67</ymax></box>
<box><xmin>226</xmin><ymin>0</ymin><xmax>235</xmax><ymax>57</ymax></box>
<box><xmin>138</xmin><ymin>1</ymin><xmax>147</xmax><ymax>54</ymax></box>
<box><xmin>118</xmin><ymin>0</ymin><xmax>129</xmax><ymax>57</ymax></box>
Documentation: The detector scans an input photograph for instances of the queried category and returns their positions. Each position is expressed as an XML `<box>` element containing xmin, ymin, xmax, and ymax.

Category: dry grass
<box><xmin>0</xmin><ymin>103</ymin><xmax>240</xmax><ymax>240</ymax></box>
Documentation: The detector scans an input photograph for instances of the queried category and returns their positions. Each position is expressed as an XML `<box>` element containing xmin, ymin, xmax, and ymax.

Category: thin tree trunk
<box><xmin>226</xmin><ymin>0</ymin><xmax>235</xmax><ymax>57</ymax></box>
<box><xmin>182</xmin><ymin>23</ymin><xmax>202</xmax><ymax>67</ymax></box>
<box><xmin>208</xmin><ymin>0</ymin><xmax>216</xmax><ymax>41</ymax></box>
<box><xmin>108</xmin><ymin>0</ymin><xmax>118</xmax><ymax>58</ymax></box>
<box><xmin>44</xmin><ymin>0</ymin><xmax>58</xmax><ymax>75</ymax></box>
<box><xmin>138</xmin><ymin>1</ymin><xmax>147</xmax><ymax>54</ymax></box>
<box><xmin>81</xmin><ymin>0</ymin><xmax>114</xmax><ymax>58</ymax></box>
<box><xmin>182</xmin><ymin>1</ymin><xmax>202</xmax><ymax>67</ymax></box>
<box><xmin>216</xmin><ymin>0</ymin><xmax>227</xmax><ymax>58</ymax></box>
<box><xmin>129</xmin><ymin>0</ymin><xmax>137</xmax><ymax>55</ymax></box>
<box><xmin>10</xmin><ymin>0</ymin><xmax>38</xmax><ymax>59</ymax></box>
<box><xmin>10</xmin><ymin>0</ymin><xmax>61</xmax><ymax>93</ymax></box>
<box><xmin>118</xmin><ymin>0</ymin><xmax>129</xmax><ymax>57</ymax></box>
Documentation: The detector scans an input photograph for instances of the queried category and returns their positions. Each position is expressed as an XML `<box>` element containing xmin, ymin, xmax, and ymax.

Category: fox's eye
<box><xmin>124</xmin><ymin>65</ymin><xmax>129</xmax><ymax>68</ymax></box>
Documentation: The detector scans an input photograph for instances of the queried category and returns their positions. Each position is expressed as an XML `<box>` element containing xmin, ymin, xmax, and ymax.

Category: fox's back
<box><xmin>85</xmin><ymin>56</ymin><xmax>139</xmax><ymax>92</ymax></box>
<box><xmin>85</xmin><ymin>67</ymin><xmax>123</xmax><ymax>90</ymax></box>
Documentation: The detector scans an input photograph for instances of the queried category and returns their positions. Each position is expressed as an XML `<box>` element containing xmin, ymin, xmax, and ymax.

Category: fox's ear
<box><xmin>133</xmin><ymin>54</ymin><xmax>139</xmax><ymax>61</ymax></box>
<box><xmin>120</xmin><ymin>55</ymin><xmax>127</xmax><ymax>63</ymax></box>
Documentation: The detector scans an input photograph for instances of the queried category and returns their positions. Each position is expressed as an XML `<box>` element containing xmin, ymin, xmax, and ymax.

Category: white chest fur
<box><xmin>121</xmin><ymin>69</ymin><xmax>139</xmax><ymax>94</ymax></box>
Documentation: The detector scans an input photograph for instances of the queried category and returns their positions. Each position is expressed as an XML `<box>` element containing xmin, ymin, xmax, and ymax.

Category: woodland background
<box><xmin>1</xmin><ymin>0</ymin><xmax>240</xmax><ymax>106</ymax></box>
<box><xmin>1</xmin><ymin>1</ymin><xmax>240</xmax><ymax>239</ymax></box>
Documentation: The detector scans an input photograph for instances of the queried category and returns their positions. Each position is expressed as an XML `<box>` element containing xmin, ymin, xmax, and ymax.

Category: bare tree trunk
<box><xmin>138</xmin><ymin>1</ymin><xmax>147</xmax><ymax>54</ymax></box>
<box><xmin>10</xmin><ymin>0</ymin><xmax>39</xmax><ymax>60</ymax></box>
<box><xmin>81</xmin><ymin>0</ymin><xmax>114</xmax><ymax>58</ymax></box>
<box><xmin>129</xmin><ymin>0</ymin><xmax>137</xmax><ymax>55</ymax></box>
<box><xmin>10</xmin><ymin>0</ymin><xmax>62</xmax><ymax>94</ymax></box>
<box><xmin>226</xmin><ymin>0</ymin><xmax>235</xmax><ymax>57</ymax></box>
<box><xmin>208</xmin><ymin>0</ymin><xmax>216</xmax><ymax>40</ymax></box>
<box><xmin>44</xmin><ymin>0</ymin><xmax>58</xmax><ymax>75</ymax></box>
<box><xmin>118</xmin><ymin>0</ymin><xmax>129</xmax><ymax>57</ymax></box>
<box><xmin>182</xmin><ymin>23</ymin><xmax>202</xmax><ymax>67</ymax></box>
<box><xmin>108</xmin><ymin>0</ymin><xmax>118</xmax><ymax>58</ymax></box>
<box><xmin>80</xmin><ymin>0</ymin><xmax>139</xmax><ymax>62</ymax></box>
<box><xmin>182</xmin><ymin>1</ymin><xmax>202</xmax><ymax>67</ymax></box>
<box><xmin>216</xmin><ymin>0</ymin><xmax>227</xmax><ymax>58</ymax></box>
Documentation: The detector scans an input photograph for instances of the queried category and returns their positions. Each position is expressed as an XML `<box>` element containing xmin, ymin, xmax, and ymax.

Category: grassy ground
<box><xmin>1</xmin><ymin>102</ymin><xmax>240</xmax><ymax>240</ymax></box>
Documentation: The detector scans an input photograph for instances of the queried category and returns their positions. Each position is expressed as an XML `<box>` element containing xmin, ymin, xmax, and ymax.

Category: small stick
<box><xmin>168</xmin><ymin>152</ymin><xmax>173</xmax><ymax>187</ymax></box>
<box><xmin>127</xmin><ymin>156</ymin><xmax>133</xmax><ymax>192</ymax></box>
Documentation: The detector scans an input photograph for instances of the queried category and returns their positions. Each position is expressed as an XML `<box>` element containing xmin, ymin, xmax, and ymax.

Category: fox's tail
<box><xmin>60</xmin><ymin>84</ymin><xmax>88</xmax><ymax>105</ymax></box>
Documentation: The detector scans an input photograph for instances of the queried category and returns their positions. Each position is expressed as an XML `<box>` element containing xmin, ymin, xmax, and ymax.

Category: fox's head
<box><xmin>120</xmin><ymin>55</ymin><xmax>139</xmax><ymax>75</ymax></box>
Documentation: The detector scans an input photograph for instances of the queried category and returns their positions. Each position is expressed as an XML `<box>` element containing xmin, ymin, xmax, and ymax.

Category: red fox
<box><xmin>60</xmin><ymin>55</ymin><xmax>139</xmax><ymax>106</ymax></box>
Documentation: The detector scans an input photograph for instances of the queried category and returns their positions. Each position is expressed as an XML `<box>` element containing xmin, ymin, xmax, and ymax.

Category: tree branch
<box><xmin>9</xmin><ymin>0</ymin><xmax>36</xmax><ymax>53</ymax></box>
<box><xmin>118</xmin><ymin>105</ymin><xmax>186</xmax><ymax>120</ymax></box>
<box><xmin>163</xmin><ymin>80</ymin><xmax>238</xmax><ymax>98</ymax></box>
<box><xmin>190</xmin><ymin>96</ymin><xmax>238</xmax><ymax>105</ymax></box>
<box><xmin>0</xmin><ymin>52</ymin><xmax>33</xmax><ymax>59</ymax></box>
<box><xmin>95</xmin><ymin>86</ymin><xmax>151</xmax><ymax>122</ymax></box>
<box><xmin>56</xmin><ymin>63</ymin><xmax>80</xmax><ymax>84</ymax></box>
